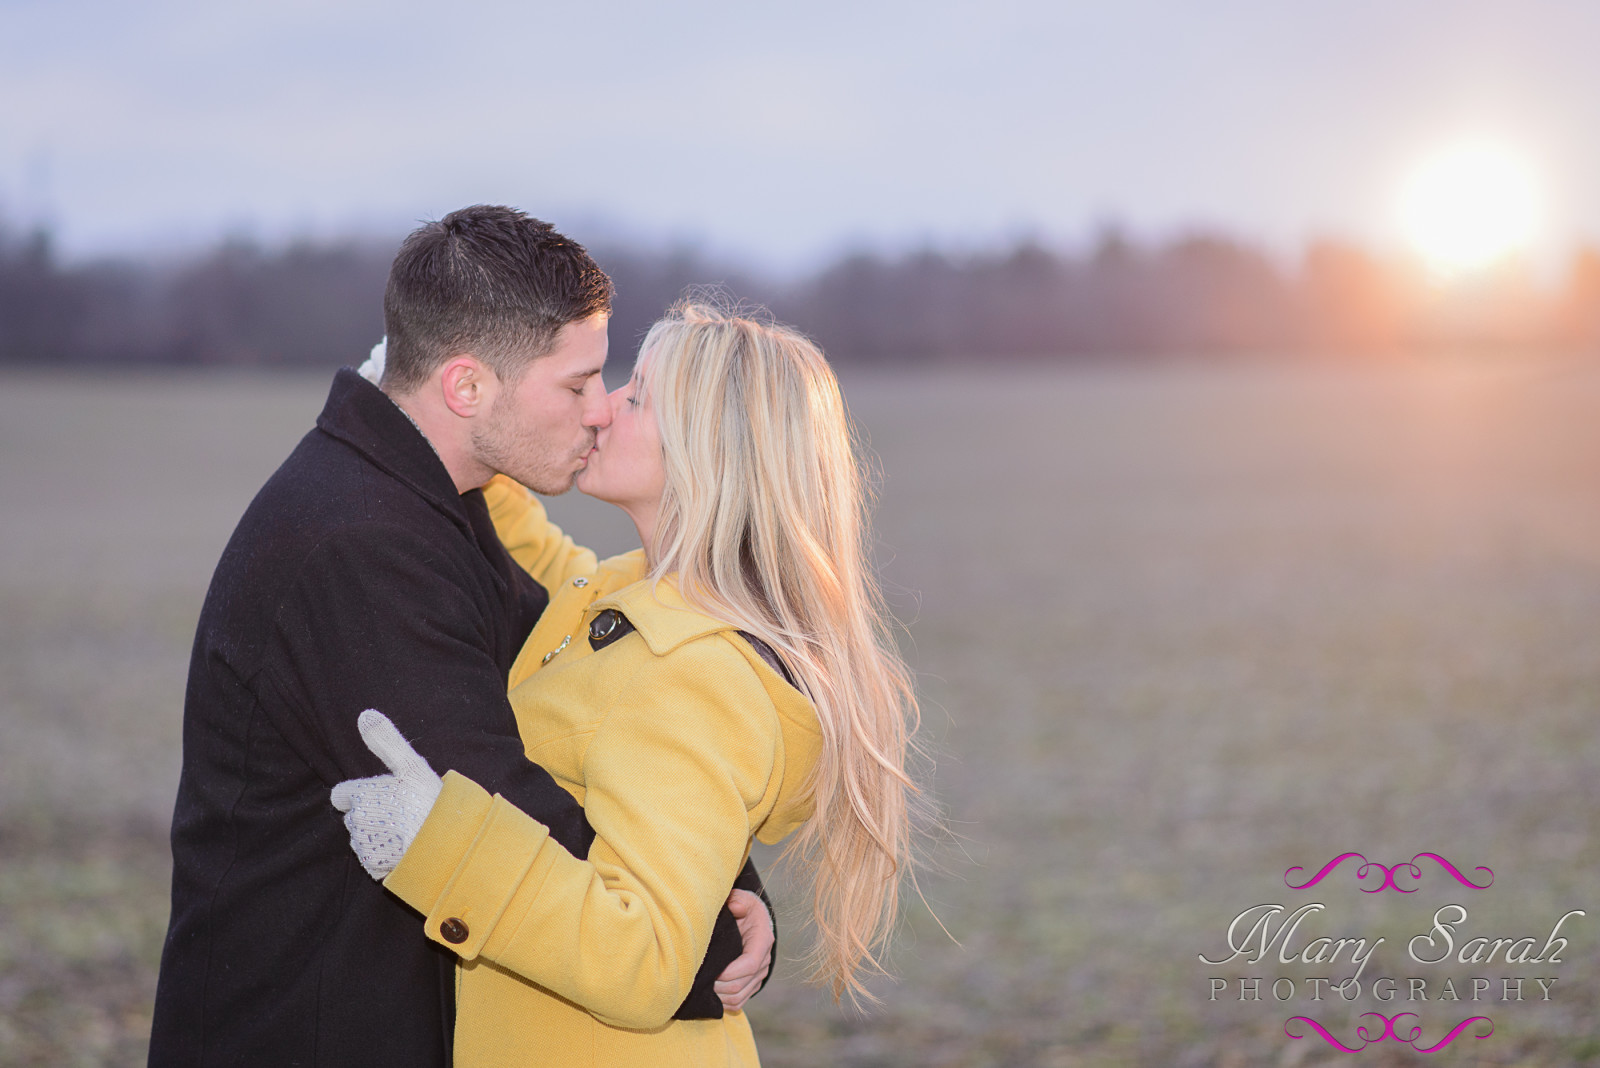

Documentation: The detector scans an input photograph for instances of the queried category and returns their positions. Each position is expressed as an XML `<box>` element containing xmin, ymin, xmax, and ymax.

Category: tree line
<box><xmin>3</xmin><ymin>219</ymin><xmax>1598</xmax><ymax>367</ymax></box>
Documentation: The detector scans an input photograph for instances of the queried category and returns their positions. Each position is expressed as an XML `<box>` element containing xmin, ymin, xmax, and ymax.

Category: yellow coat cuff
<box><xmin>384</xmin><ymin>770</ymin><xmax>558</xmax><ymax>961</ymax></box>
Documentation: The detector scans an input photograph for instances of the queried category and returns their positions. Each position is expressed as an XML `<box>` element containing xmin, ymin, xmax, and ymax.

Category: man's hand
<box><xmin>714</xmin><ymin>888</ymin><xmax>773</xmax><ymax>1013</ymax></box>
<box><xmin>329</xmin><ymin>709</ymin><xmax>443</xmax><ymax>879</ymax></box>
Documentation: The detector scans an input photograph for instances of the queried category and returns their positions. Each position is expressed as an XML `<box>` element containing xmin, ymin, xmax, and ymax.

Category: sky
<box><xmin>2</xmin><ymin>0</ymin><xmax>1598</xmax><ymax>271</ymax></box>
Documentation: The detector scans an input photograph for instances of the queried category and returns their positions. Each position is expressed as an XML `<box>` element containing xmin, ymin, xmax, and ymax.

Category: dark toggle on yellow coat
<box><xmin>385</xmin><ymin>477</ymin><xmax>823</xmax><ymax>1067</ymax></box>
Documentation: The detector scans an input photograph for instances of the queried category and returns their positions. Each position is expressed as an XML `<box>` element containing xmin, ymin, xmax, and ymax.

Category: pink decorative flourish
<box><xmin>1412</xmin><ymin>1016</ymin><xmax>1496</xmax><ymax>1053</ymax></box>
<box><xmin>1284</xmin><ymin>853</ymin><xmax>1368</xmax><ymax>890</ymax></box>
<box><xmin>1284</xmin><ymin>1016</ymin><xmax>1364</xmax><ymax>1052</ymax></box>
<box><xmin>1284</xmin><ymin>853</ymin><xmax>1492</xmax><ymax>892</ymax></box>
<box><xmin>1410</xmin><ymin>852</ymin><xmax>1494</xmax><ymax>889</ymax></box>
<box><xmin>1285</xmin><ymin>1014</ymin><xmax>1493</xmax><ymax>1052</ymax></box>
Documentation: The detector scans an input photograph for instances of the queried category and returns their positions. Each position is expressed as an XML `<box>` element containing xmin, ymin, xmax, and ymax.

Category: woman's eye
<box><xmin>625</xmin><ymin>395</ymin><xmax>639</xmax><ymax>408</ymax></box>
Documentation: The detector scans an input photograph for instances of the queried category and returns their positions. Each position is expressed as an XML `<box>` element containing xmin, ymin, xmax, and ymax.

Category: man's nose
<box><xmin>583</xmin><ymin>383</ymin><xmax>614</xmax><ymax>428</ymax></box>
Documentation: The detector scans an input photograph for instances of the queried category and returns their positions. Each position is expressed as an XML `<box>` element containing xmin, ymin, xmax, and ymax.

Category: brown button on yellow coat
<box><xmin>386</xmin><ymin>478</ymin><xmax>823</xmax><ymax>1067</ymax></box>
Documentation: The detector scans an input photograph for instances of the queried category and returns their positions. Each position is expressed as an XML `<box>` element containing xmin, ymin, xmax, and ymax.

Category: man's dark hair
<box><xmin>381</xmin><ymin>205</ymin><xmax>613</xmax><ymax>393</ymax></box>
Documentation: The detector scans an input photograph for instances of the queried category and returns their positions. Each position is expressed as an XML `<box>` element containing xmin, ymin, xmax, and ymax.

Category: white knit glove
<box><xmin>330</xmin><ymin>709</ymin><xmax>443</xmax><ymax>880</ymax></box>
<box><xmin>357</xmin><ymin>337</ymin><xmax>387</xmax><ymax>385</ymax></box>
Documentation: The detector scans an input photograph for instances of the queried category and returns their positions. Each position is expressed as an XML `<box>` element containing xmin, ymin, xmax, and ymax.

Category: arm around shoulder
<box><xmin>265</xmin><ymin>520</ymin><xmax>591</xmax><ymax>853</ymax></box>
<box><xmin>483</xmin><ymin>475</ymin><xmax>597</xmax><ymax>589</ymax></box>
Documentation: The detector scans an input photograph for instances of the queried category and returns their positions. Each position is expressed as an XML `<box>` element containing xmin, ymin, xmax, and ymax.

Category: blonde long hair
<box><xmin>636</xmin><ymin>300</ymin><xmax>920</xmax><ymax>1003</ymax></box>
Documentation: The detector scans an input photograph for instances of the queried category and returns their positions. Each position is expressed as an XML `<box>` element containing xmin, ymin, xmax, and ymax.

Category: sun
<box><xmin>1398</xmin><ymin>140</ymin><xmax>1541</xmax><ymax>276</ymax></box>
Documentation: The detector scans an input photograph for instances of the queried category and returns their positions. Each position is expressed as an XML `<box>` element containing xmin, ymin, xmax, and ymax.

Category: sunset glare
<box><xmin>1399</xmin><ymin>141</ymin><xmax>1542</xmax><ymax>276</ymax></box>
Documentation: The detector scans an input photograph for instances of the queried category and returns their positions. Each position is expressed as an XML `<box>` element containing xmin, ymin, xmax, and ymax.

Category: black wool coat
<box><xmin>149</xmin><ymin>370</ymin><xmax>749</xmax><ymax>1067</ymax></box>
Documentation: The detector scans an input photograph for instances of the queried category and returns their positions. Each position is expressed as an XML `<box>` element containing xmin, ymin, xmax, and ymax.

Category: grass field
<box><xmin>2</xmin><ymin>358</ymin><xmax>1598</xmax><ymax>1066</ymax></box>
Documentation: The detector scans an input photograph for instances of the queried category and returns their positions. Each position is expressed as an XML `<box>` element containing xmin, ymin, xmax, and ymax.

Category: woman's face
<box><xmin>576</xmin><ymin>369</ymin><xmax>666</xmax><ymax>527</ymax></box>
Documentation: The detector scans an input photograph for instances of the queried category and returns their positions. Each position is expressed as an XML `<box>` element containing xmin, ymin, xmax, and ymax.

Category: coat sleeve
<box><xmin>258</xmin><ymin>520</ymin><xmax>593</xmax><ymax>856</ymax></box>
<box><xmin>383</xmin><ymin>638</ymin><xmax>780</xmax><ymax>1029</ymax></box>
<box><xmin>482</xmin><ymin>474</ymin><xmax>598</xmax><ymax>589</ymax></box>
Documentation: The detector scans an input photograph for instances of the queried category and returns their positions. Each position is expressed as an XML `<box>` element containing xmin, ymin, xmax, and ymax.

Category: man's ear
<box><xmin>438</xmin><ymin>356</ymin><xmax>499</xmax><ymax>419</ymax></box>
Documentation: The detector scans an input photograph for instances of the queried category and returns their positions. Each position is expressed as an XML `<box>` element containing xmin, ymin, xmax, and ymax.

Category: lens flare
<box><xmin>1398</xmin><ymin>141</ymin><xmax>1541</xmax><ymax>276</ymax></box>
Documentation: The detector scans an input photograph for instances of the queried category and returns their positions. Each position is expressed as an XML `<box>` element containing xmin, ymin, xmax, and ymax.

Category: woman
<box><xmin>338</xmin><ymin>302</ymin><xmax>920</xmax><ymax>1066</ymax></box>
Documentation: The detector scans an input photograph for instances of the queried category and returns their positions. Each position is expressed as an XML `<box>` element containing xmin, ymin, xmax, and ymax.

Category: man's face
<box><xmin>471</xmin><ymin>314</ymin><xmax>610</xmax><ymax>494</ymax></box>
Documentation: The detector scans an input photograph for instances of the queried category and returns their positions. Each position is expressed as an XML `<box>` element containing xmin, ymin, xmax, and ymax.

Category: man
<box><xmin>150</xmin><ymin>206</ymin><xmax>768</xmax><ymax>1066</ymax></box>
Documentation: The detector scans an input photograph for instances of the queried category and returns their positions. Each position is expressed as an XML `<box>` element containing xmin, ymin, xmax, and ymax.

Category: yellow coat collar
<box><xmin>589</xmin><ymin>576</ymin><xmax>820</xmax><ymax>844</ymax></box>
<box><xmin>589</xmin><ymin>577</ymin><xmax>743</xmax><ymax>657</ymax></box>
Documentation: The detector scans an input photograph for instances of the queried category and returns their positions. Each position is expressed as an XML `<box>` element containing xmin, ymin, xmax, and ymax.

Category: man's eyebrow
<box><xmin>563</xmin><ymin>365</ymin><xmax>606</xmax><ymax>381</ymax></box>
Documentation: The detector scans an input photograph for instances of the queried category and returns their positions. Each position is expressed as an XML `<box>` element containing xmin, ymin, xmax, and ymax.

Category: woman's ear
<box><xmin>438</xmin><ymin>355</ymin><xmax>497</xmax><ymax>419</ymax></box>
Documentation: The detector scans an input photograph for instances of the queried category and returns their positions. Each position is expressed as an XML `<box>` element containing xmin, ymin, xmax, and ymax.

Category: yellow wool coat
<box><xmin>385</xmin><ymin>477</ymin><xmax>823</xmax><ymax>1068</ymax></box>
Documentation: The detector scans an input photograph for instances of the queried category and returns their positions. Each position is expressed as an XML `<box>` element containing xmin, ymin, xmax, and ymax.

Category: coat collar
<box><xmin>589</xmin><ymin>577</ymin><xmax>738</xmax><ymax>657</ymax></box>
<box><xmin>590</xmin><ymin>571</ymin><xmax>823</xmax><ymax>845</ymax></box>
<box><xmin>315</xmin><ymin>368</ymin><xmax>474</xmax><ymax>534</ymax></box>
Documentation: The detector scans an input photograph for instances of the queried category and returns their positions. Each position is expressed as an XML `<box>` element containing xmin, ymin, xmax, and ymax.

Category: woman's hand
<box><xmin>330</xmin><ymin>709</ymin><xmax>444</xmax><ymax>879</ymax></box>
<box><xmin>714</xmin><ymin>889</ymin><xmax>774</xmax><ymax>1013</ymax></box>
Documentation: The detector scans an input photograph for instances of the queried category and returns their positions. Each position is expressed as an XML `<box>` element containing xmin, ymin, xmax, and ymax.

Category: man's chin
<box><xmin>514</xmin><ymin>470</ymin><xmax>580</xmax><ymax>497</ymax></box>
